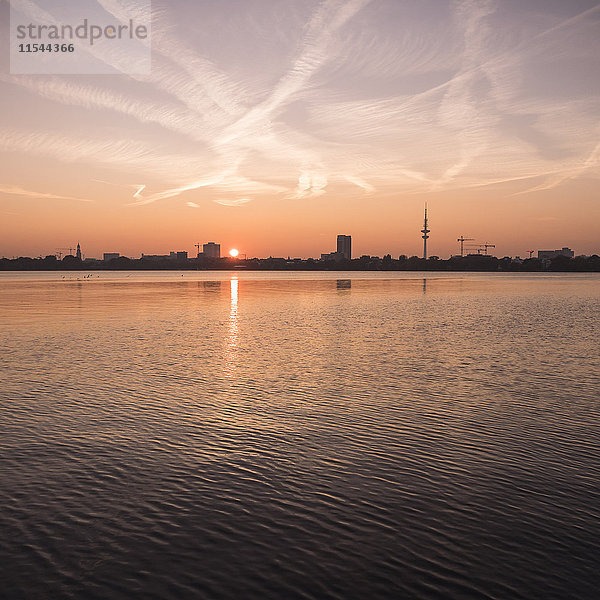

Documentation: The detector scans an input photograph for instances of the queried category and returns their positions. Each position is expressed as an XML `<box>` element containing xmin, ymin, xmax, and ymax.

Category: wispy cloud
<box><xmin>0</xmin><ymin>184</ymin><xmax>92</xmax><ymax>202</ymax></box>
<box><xmin>1</xmin><ymin>0</ymin><xmax>599</xmax><ymax>207</ymax></box>
<box><xmin>0</xmin><ymin>128</ymin><xmax>208</xmax><ymax>181</ymax></box>
<box><xmin>0</xmin><ymin>74</ymin><xmax>213</xmax><ymax>142</ymax></box>
<box><xmin>213</xmin><ymin>197</ymin><xmax>252</xmax><ymax>207</ymax></box>
<box><xmin>511</xmin><ymin>138</ymin><xmax>600</xmax><ymax>195</ymax></box>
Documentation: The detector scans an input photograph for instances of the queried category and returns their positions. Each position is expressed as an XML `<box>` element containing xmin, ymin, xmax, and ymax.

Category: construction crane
<box><xmin>457</xmin><ymin>236</ymin><xmax>474</xmax><ymax>257</ymax></box>
<box><xmin>194</xmin><ymin>242</ymin><xmax>201</xmax><ymax>257</ymax></box>
<box><xmin>464</xmin><ymin>243</ymin><xmax>496</xmax><ymax>256</ymax></box>
<box><xmin>527</xmin><ymin>250</ymin><xmax>534</xmax><ymax>258</ymax></box>
<box><xmin>55</xmin><ymin>247</ymin><xmax>74</xmax><ymax>259</ymax></box>
<box><xmin>482</xmin><ymin>242</ymin><xmax>496</xmax><ymax>255</ymax></box>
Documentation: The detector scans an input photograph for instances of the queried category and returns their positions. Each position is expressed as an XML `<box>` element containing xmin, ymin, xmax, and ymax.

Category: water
<box><xmin>1</xmin><ymin>271</ymin><xmax>599</xmax><ymax>599</ymax></box>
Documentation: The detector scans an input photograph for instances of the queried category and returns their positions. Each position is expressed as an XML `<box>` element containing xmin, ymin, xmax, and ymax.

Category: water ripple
<box><xmin>1</xmin><ymin>274</ymin><xmax>599</xmax><ymax>599</ymax></box>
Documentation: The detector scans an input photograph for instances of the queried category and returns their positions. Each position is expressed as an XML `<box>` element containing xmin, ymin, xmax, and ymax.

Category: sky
<box><xmin>1</xmin><ymin>0</ymin><xmax>599</xmax><ymax>259</ymax></box>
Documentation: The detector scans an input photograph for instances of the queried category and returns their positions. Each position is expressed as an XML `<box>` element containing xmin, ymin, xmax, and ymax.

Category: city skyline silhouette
<box><xmin>1</xmin><ymin>0</ymin><xmax>599</xmax><ymax>258</ymax></box>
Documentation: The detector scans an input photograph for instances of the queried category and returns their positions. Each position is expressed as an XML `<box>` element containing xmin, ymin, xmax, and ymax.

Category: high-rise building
<box><xmin>337</xmin><ymin>235</ymin><xmax>351</xmax><ymax>260</ymax></box>
<box><xmin>203</xmin><ymin>242</ymin><xmax>220</xmax><ymax>258</ymax></box>
<box><xmin>76</xmin><ymin>242</ymin><xmax>82</xmax><ymax>260</ymax></box>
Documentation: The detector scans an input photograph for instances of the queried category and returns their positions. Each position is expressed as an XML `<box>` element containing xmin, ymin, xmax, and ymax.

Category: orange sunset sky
<box><xmin>1</xmin><ymin>0</ymin><xmax>599</xmax><ymax>259</ymax></box>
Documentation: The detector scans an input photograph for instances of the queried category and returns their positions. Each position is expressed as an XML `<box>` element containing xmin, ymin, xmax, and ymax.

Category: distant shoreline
<box><xmin>2</xmin><ymin>255</ymin><xmax>599</xmax><ymax>272</ymax></box>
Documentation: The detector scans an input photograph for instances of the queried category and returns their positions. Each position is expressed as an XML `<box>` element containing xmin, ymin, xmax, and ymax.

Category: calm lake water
<box><xmin>1</xmin><ymin>271</ymin><xmax>599</xmax><ymax>599</ymax></box>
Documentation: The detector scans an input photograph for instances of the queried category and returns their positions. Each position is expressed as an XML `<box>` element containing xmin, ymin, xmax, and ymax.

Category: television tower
<box><xmin>421</xmin><ymin>203</ymin><xmax>430</xmax><ymax>259</ymax></box>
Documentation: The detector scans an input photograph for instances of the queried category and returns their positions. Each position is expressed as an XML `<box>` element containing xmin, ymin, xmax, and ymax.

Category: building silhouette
<box><xmin>103</xmin><ymin>252</ymin><xmax>120</xmax><ymax>261</ymax></box>
<box><xmin>320</xmin><ymin>251</ymin><xmax>342</xmax><ymax>261</ymax></box>
<box><xmin>203</xmin><ymin>242</ymin><xmax>220</xmax><ymax>259</ymax></box>
<box><xmin>538</xmin><ymin>247</ymin><xmax>574</xmax><ymax>259</ymax></box>
<box><xmin>76</xmin><ymin>243</ymin><xmax>82</xmax><ymax>260</ymax></box>
<box><xmin>337</xmin><ymin>235</ymin><xmax>351</xmax><ymax>260</ymax></box>
<box><xmin>142</xmin><ymin>251</ymin><xmax>188</xmax><ymax>260</ymax></box>
<box><xmin>142</xmin><ymin>253</ymin><xmax>170</xmax><ymax>260</ymax></box>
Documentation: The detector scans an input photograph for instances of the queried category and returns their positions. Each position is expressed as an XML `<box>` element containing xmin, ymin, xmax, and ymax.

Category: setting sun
<box><xmin>229</xmin><ymin>248</ymin><xmax>239</xmax><ymax>257</ymax></box>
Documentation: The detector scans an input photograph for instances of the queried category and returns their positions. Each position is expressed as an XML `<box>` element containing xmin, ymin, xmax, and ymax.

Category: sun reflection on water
<box><xmin>224</xmin><ymin>277</ymin><xmax>238</xmax><ymax>377</ymax></box>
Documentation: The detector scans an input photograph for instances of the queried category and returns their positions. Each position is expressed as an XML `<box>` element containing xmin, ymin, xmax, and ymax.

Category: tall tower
<box><xmin>76</xmin><ymin>242</ymin><xmax>82</xmax><ymax>260</ymax></box>
<box><xmin>421</xmin><ymin>204</ymin><xmax>430</xmax><ymax>259</ymax></box>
